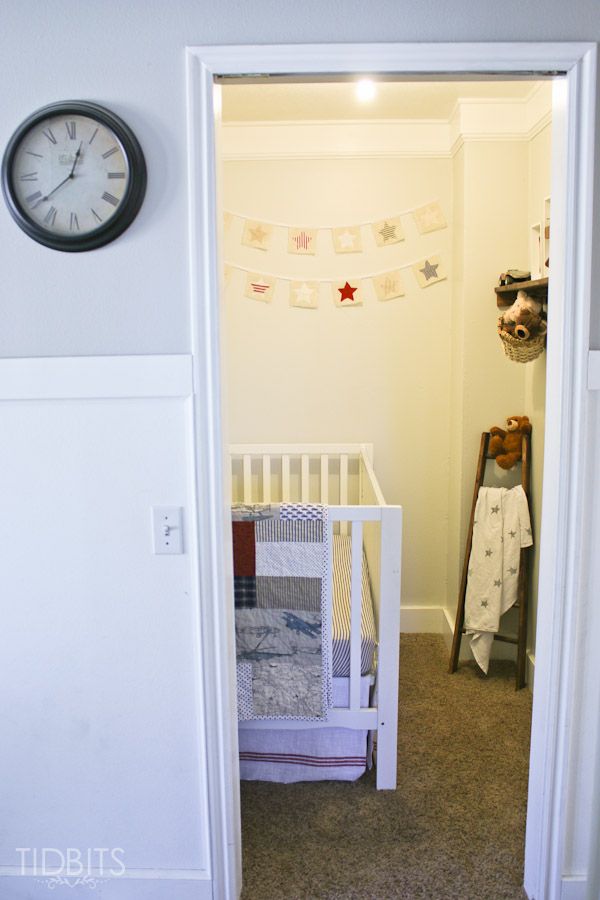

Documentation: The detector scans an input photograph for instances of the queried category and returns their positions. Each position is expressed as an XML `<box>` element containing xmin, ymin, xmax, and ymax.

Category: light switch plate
<box><xmin>152</xmin><ymin>507</ymin><xmax>184</xmax><ymax>554</ymax></box>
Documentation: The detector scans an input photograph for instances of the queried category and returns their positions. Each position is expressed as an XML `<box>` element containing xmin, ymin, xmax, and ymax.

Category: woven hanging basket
<box><xmin>498</xmin><ymin>325</ymin><xmax>546</xmax><ymax>363</ymax></box>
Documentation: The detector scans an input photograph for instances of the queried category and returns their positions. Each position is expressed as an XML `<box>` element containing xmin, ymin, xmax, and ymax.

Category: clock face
<box><xmin>2</xmin><ymin>102</ymin><xmax>146</xmax><ymax>251</ymax></box>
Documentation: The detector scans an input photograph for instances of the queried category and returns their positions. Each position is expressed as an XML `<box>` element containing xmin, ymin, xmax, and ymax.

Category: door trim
<box><xmin>186</xmin><ymin>42</ymin><xmax>597</xmax><ymax>900</ymax></box>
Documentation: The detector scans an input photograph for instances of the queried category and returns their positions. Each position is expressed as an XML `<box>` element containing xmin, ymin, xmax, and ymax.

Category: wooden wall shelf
<box><xmin>495</xmin><ymin>277</ymin><xmax>549</xmax><ymax>308</ymax></box>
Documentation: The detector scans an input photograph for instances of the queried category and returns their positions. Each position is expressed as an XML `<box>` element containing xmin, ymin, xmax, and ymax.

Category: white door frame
<box><xmin>186</xmin><ymin>42</ymin><xmax>597</xmax><ymax>900</ymax></box>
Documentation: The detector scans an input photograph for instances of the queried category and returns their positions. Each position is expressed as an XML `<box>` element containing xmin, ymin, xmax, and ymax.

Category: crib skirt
<box><xmin>239</xmin><ymin>675</ymin><xmax>372</xmax><ymax>783</ymax></box>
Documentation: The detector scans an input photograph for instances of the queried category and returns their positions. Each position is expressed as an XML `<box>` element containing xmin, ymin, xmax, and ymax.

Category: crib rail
<box><xmin>231</xmin><ymin>443</ymin><xmax>402</xmax><ymax>789</ymax></box>
<box><xmin>230</xmin><ymin>442</ymin><xmax>376</xmax><ymax>509</ymax></box>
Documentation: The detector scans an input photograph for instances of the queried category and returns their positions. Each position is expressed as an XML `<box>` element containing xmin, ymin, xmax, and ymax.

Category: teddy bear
<box><xmin>488</xmin><ymin>415</ymin><xmax>532</xmax><ymax>470</ymax></box>
<box><xmin>501</xmin><ymin>289</ymin><xmax>543</xmax><ymax>326</ymax></box>
<box><xmin>499</xmin><ymin>308</ymin><xmax>547</xmax><ymax>341</ymax></box>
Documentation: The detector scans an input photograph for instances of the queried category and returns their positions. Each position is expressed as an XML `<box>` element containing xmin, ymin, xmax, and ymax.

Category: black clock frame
<box><xmin>1</xmin><ymin>100</ymin><xmax>147</xmax><ymax>252</ymax></box>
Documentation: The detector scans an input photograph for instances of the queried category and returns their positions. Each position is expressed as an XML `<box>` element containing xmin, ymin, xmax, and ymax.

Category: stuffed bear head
<box><xmin>513</xmin><ymin>308</ymin><xmax>548</xmax><ymax>341</ymax></box>
<box><xmin>501</xmin><ymin>289</ymin><xmax>543</xmax><ymax>325</ymax></box>
<box><xmin>506</xmin><ymin>415</ymin><xmax>532</xmax><ymax>434</ymax></box>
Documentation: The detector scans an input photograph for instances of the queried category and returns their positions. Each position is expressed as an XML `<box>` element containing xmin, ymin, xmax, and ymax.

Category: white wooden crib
<box><xmin>229</xmin><ymin>443</ymin><xmax>402</xmax><ymax>789</ymax></box>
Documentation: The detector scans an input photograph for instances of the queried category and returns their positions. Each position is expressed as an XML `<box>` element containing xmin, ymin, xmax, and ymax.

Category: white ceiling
<box><xmin>221</xmin><ymin>80</ymin><xmax>542</xmax><ymax>123</ymax></box>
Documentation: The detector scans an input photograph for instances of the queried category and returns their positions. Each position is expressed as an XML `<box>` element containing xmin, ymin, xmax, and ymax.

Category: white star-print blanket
<box><xmin>464</xmin><ymin>485</ymin><xmax>532</xmax><ymax>674</ymax></box>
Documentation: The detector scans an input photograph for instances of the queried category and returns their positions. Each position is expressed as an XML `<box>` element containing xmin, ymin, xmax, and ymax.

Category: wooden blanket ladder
<box><xmin>448</xmin><ymin>431</ymin><xmax>532</xmax><ymax>690</ymax></box>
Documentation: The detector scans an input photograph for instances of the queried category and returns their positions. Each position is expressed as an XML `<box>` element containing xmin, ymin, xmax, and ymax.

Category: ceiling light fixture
<box><xmin>355</xmin><ymin>79</ymin><xmax>377</xmax><ymax>103</ymax></box>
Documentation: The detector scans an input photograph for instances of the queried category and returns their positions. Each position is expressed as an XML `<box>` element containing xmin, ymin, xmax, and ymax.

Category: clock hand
<box><xmin>36</xmin><ymin>141</ymin><xmax>84</xmax><ymax>205</ymax></box>
<box><xmin>40</xmin><ymin>173</ymin><xmax>73</xmax><ymax>202</ymax></box>
<box><xmin>69</xmin><ymin>141</ymin><xmax>83</xmax><ymax>177</ymax></box>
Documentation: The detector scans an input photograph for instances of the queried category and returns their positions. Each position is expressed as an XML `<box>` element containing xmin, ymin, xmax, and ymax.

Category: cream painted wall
<box><xmin>525</xmin><ymin>121</ymin><xmax>552</xmax><ymax>659</ymax></box>
<box><xmin>222</xmin><ymin>156</ymin><xmax>452</xmax><ymax>609</ymax></box>
<box><xmin>222</xmin><ymin>132</ymin><xmax>550</xmax><ymax>636</ymax></box>
<box><xmin>447</xmin><ymin>141</ymin><xmax>531</xmax><ymax>650</ymax></box>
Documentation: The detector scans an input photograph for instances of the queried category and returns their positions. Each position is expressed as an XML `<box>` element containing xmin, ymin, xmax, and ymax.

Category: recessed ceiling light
<box><xmin>356</xmin><ymin>79</ymin><xmax>377</xmax><ymax>103</ymax></box>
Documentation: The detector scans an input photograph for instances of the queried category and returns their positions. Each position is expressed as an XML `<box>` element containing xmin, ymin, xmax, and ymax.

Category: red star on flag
<box><xmin>338</xmin><ymin>281</ymin><xmax>357</xmax><ymax>302</ymax></box>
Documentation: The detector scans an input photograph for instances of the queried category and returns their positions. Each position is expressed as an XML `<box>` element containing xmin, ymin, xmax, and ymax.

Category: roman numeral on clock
<box><xmin>102</xmin><ymin>191</ymin><xmax>119</xmax><ymax>207</ymax></box>
<box><xmin>26</xmin><ymin>190</ymin><xmax>42</xmax><ymax>205</ymax></box>
<box><xmin>70</xmin><ymin>212</ymin><xmax>80</xmax><ymax>231</ymax></box>
<box><xmin>107</xmin><ymin>172</ymin><xmax>125</xmax><ymax>179</ymax></box>
<box><xmin>42</xmin><ymin>127</ymin><xmax>57</xmax><ymax>145</ymax></box>
<box><xmin>102</xmin><ymin>146</ymin><xmax>118</xmax><ymax>160</ymax></box>
<box><xmin>91</xmin><ymin>208</ymin><xmax>103</xmax><ymax>224</ymax></box>
<box><xmin>65</xmin><ymin>120</ymin><xmax>77</xmax><ymax>140</ymax></box>
<box><xmin>43</xmin><ymin>206</ymin><xmax>57</xmax><ymax>227</ymax></box>
<box><xmin>19</xmin><ymin>172</ymin><xmax>38</xmax><ymax>181</ymax></box>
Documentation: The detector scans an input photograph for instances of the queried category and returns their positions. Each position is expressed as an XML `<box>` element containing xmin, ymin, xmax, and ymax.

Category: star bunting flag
<box><xmin>373</xmin><ymin>269</ymin><xmax>405</xmax><ymax>301</ymax></box>
<box><xmin>412</xmin><ymin>202</ymin><xmax>447</xmax><ymax>235</ymax></box>
<box><xmin>333</xmin><ymin>279</ymin><xmax>363</xmax><ymax>307</ymax></box>
<box><xmin>288</xmin><ymin>228</ymin><xmax>317</xmax><ymax>255</ymax></box>
<box><xmin>242</xmin><ymin>220</ymin><xmax>273</xmax><ymax>251</ymax></box>
<box><xmin>290</xmin><ymin>281</ymin><xmax>319</xmax><ymax>309</ymax></box>
<box><xmin>332</xmin><ymin>226</ymin><xmax>362</xmax><ymax>254</ymax></box>
<box><xmin>371</xmin><ymin>216</ymin><xmax>405</xmax><ymax>247</ymax></box>
<box><xmin>412</xmin><ymin>255</ymin><xmax>447</xmax><ymax>288</ymax></box>
<box><xmin>245</xmin><ymin>272</ymin><xmax>276</xmax><ymax>302</ymax></box>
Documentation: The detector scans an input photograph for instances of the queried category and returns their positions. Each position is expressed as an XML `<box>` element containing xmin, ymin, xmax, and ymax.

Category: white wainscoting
<box><xmin>560</xmin><ymin>875</ymin><xmax>587</xmax><ymax>900</ymax></box>
<box><xmin>0</xmin><ymin>355</ymin><xmax>212</xmax><ymax>899</ymax></box>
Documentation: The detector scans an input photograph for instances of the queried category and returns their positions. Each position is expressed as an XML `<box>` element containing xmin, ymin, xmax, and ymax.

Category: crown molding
<box><xmin>221</xmin><ymin>82</ymin><xmax>553</xmax><ymax>161</ymax></box>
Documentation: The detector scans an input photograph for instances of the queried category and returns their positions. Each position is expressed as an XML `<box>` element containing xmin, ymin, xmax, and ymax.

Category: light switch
<box><xmin>152</xmin><ymin>507</ymin><xmax>184</xmax><ymax>554</ymax></box>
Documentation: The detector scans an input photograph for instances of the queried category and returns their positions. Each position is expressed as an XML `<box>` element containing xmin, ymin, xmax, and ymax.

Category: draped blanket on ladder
<box><xmin>464</xmin><ymin>485</ymin><xmax>532</xmax><ymax>674</ymax></box>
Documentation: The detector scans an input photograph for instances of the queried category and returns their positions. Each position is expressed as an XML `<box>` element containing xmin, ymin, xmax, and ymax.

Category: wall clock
<box><xmin>1</xmin><ymin>101</ymin><xmax>147</xmax><ymax>251</ymax></box>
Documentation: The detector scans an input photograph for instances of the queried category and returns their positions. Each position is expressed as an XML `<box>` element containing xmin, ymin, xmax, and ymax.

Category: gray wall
<box><xmin>1</xmin><ymin>0</ymin><xmax>598</xmax><ymax>891</ymax></box>
<box><xmin>1</xmin><ymin>0</ymin><xmax>599</xmax><ymax>357</ymax></box>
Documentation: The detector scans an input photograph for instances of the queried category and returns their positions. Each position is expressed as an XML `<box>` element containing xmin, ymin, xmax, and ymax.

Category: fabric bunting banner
<box><xmin>226</xmin><ymin>199</ymin><xmax>447</xmax><ymax>256</ymax></box>
<box><xmin>230</xmin><ymin>256</ymin><xmax>445</xmax><ymax>308</ymax></box>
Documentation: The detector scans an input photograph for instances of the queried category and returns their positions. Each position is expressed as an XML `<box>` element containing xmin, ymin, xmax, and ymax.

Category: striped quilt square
<box><xmin>256</xmin><ymin>542</ymin><xmax>324</xmax><ymax>578</ymax></box>
<box><xmin>232</xmin><ymin>521</ymin><xmax>255</xmax><ymax>576</ymax></box>
<box><xmin>256</xmin><ymin>575</ymin><xmax>321</xmax><ymax>611</ymax></box>
<box><xmin>234</xmin><ymin>576</ymin><xmax>257</xmax><ymax>608</ymax></box>
<box><xmin>256</xmin><ymin>519</ymin><xmax>323</xmax><ymax>543</ymax></box>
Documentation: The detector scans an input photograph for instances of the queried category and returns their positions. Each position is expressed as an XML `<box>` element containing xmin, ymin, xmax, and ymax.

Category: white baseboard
<box><xmin>400</xmin><ymin>605</ymin><xmax>445</xmax><ymax>633</ymax></box>
<box><xmin>0</xmin><ymin>875</ymin><xmax>212</xmax><ymax>900</ymax></box>
<box><xmin>561</xmin><ymin>875</ymin><xmax>586</xmax><ymax>900</ymax></box>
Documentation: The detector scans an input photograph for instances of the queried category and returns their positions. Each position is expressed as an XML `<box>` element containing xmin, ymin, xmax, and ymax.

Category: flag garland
<box><xmin>224</xmin><ymin>200</ymin><xmax>446</xmax><ymax>256</ymax></box>
<box><xmin>224</xmin><ymin>253</ymin><xmax>446</xmax><ymax>309</ymax></box>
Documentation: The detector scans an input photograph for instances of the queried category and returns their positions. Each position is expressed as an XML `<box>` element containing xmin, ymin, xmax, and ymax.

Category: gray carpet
<box><xmin>240</xmin><ymin>634</ymin><xmax>532</xmax><ymax>900</ymax></box>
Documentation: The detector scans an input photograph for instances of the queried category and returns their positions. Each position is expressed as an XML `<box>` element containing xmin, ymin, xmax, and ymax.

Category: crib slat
<box><xmin>262</xmin><ymin>455</ymin><xmax>271</xmax><ymax>503</ymax></box>
<box><xmin>282</xmin><ymin>455</ymin><xmax>290</xmax><ymax>501</ymax></box>
<box><xmin>243</xmin><ymin>455</ymin><xmax>252</xmax><ymax>504</ymax></box>
<box><xmin>349</xmin><ymin>521</ymin><xmax>363</xmax><ymax>712</ymax></box>
<box><xmin>320</xmin><ymin>455</ymin><xmax>329</xmax><ymax>504</ymax></box>
<box><xmin>340</xmin><ymin>453</ymin><xmax>349</xmax><ymax>536</ymax></box>
<box><xmin>301</xmin><ymin>454</ymin><xmax>309</xmax><ymax>503</ymax></box>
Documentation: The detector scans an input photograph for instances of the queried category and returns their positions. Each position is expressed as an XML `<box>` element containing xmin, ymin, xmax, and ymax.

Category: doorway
<box><xmin>186</xmin><ymin>43</ymin><xmax>596</xmax><ymax>900</ymax></box>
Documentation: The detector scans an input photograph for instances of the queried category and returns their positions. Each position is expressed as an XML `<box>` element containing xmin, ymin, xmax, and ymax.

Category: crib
<box><xmin>229</xmin><ymin>443</ymin><xmax>402</xmax><ymax>790</ymax></box>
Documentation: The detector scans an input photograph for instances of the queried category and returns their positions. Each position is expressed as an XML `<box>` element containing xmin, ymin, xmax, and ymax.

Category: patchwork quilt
<box><xmin>232</xmin><ymin>503</ymin><xmax>331</xmax><ymax>720</ymax></box>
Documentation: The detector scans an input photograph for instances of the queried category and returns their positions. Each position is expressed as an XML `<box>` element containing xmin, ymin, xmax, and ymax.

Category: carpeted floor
<box><xmin>240</xmin><ymin>633</ymin><xmax>532</xmax><ymax>899</ymax></box>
